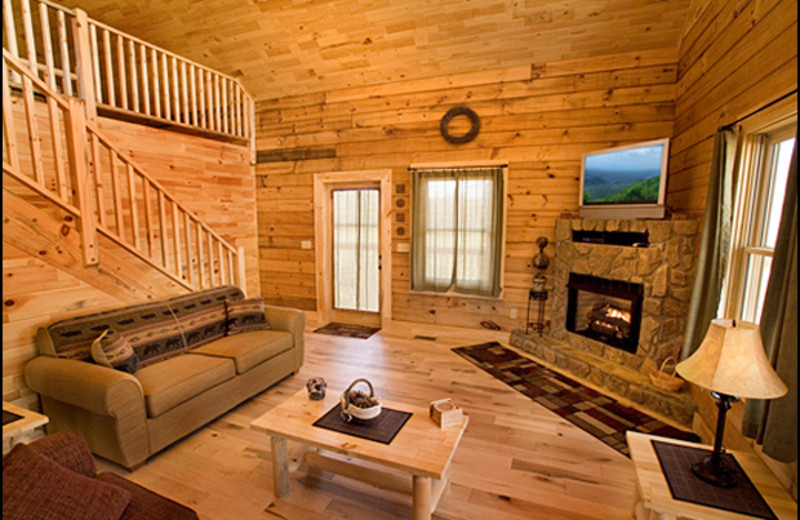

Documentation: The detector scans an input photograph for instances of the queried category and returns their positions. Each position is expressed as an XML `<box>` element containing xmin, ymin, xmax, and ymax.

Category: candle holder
<box><xmin>526</xmin><ymin>275</ymin><xmax>548</xmax><ymax>336</ymax></box>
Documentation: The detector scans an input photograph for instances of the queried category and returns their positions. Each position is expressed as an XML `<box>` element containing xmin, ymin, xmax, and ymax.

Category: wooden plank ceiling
<box><xmin>59</xmin><ymin>0</ymin><xmax>691</xmax><ymax>101</ymax></box>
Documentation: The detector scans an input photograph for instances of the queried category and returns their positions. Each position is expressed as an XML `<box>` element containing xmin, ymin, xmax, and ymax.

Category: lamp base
<box><xmin>692</xmin><ymin>454</ymin><xmax>739</xmax><ymax>488</ymax></box>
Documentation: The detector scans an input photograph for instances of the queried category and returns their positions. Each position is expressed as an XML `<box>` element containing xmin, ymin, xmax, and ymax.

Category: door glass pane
<box><xmin>333</xmin><ymin>189</ymin><xmax>379</xmax><ymax>313</ymax></box>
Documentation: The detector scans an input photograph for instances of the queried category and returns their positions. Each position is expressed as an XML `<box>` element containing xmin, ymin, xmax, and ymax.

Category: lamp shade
<box><xmin>676</xmin><ymin>319</ymin><xmax>788</xmax><ymax>399</ymax></box>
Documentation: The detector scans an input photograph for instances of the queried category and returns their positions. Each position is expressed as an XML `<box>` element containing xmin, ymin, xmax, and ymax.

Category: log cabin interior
<box><xmin>2</xmin><ymin>0</ymin><xmax>797</xmax><ymax>518</ymax></box>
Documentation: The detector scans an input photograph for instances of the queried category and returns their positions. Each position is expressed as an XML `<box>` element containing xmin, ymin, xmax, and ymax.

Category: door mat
<box><xmin>652</xmin><ymin>440</ymin><xmax>777</xmax><ymax>519</ymax></box>
<box><xmin>313</xmin><ymin>403</ymin><xmax>412</xmax><ymax>444</ymax></box>
<box><xmin>314</xmin><ymin>322</ymin><xmax>380</xmax><ymax>339</ymax></box>
<box><xmin>452</xmin><ymin>341</ymin><xmax>700</xmax><ymax>457</ymax></box>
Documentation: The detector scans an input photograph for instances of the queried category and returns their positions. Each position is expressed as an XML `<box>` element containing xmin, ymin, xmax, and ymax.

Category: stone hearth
<box><xmin>511</xmin><ymin>218</ymin><xmax>701</xmax><ymax>427</ymax></box>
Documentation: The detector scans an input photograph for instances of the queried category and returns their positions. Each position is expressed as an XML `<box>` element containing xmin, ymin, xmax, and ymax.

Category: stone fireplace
<box><xmin>510</xmin><ymin>217</ymin><xmax>700</xmax><ymax>425</ymax></box>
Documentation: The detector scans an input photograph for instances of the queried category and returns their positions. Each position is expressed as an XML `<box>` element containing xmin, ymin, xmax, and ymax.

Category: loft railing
<box><xmin>3</xmin><ymin>49</ymin><xmax>246</xmax><ymax>290</ymax></box>
<box><xmin>2</xmin><ymin>0</ymin><xmax>254</xmax><ymax>145</ymax></box>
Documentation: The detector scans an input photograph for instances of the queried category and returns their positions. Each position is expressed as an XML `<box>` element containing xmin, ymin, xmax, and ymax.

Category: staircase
<box><xmin>3</xmin><ymin>0</ymin><xmax>253</xmax><ymax>299</ymax></box>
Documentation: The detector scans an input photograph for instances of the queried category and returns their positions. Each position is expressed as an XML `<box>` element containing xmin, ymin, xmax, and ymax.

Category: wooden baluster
<box><xmin>207</xmin><ymin>229</ymin><xmax>215</xmax><ymax>285</ymax></box>
<box><xmin>227</xmin><ymin>248</ymin><xmax>235</xmax><ymax>285</ymax></box>
<box><xmin>56</xmin><ymin>10</ymin><xmax>71</xmax><ymax>95</ymax></box>
<box><xmin>221</xmin><ymin>78</ymin><xmax>228</xmax><ymax>134</ymax></box>
<box><xmin>102</xmin><ymin>29</ymin><xmax>115</xmax><ymax>106</ymax></box>
<box><xmin>2</xmin><ymin>60</ymin><xmax>20</xmax><ymax>168</ymax></box>
<box><xmin>142</xmin><ymin>178</ymin><xmax>154</xmax><ymax>258</ymax></box>
<box><xmin>236</xmin><ymin>246</ymin><xmax>246</xmax><ymax>292</ymax></box>
<box><xmin>190</xmin><ymin>64</ymin><xmax>197</xmax><ymax>126</ymax></box>
<box><xmin>116</xmin><ymin>33</ymin><xmax>127</xmax><ymax>109</ymax></box>
<box><xmin>49</xmin><ymin>98</ymin><xmax>68</xmax><ymax>202</ymax></box>
<box><xmin>199</xmin><ymin>68</ymin><xmax>207</xmax><ymax>128</ymax></box>
<box><xmin>39</xmin><ymin>3</ymin><xmax>56</xmax><ymax>90</ymax></box>
<box><xmin>184</xmin><ymin>213</ymin><xmax>194</xmax><ymax>287</ymax></box>
<box><xmin>235</xmin><ymin>84</ymin><xmax>242</xmax><ymax>137</ymax></box>
<box><xmin>73</xmin><ymin>9</ymin><xmax>97</xmax><ymax>119</ymax></box>
<box><xmin>180</xmin><ymin>60</ymin><xmax>189</xmax><ymax>125</ymax></box>
<box><xmin>157</xmin><ymin>190</ymin><xmax>167</xmax><ymax>267</ymax></box>
<box><xmin>21</xmin><ymin>74</ymin><xmax>45</xmax><ymax>183</ymax></box>
<box><xmin>65</xmin><ymin>98</ymin><xmax>98</xmax><ymax>265</ymax></box>
<box><xmin>197</xmin><ymin>222</ymin><xmax>206</xmax><ymax>288</ymax></box>
<box><xmin>3</xmin><ymin>0</ymin><xmax>21</xmax><ymax>83</ymax></box>
<box><xmin>170</xmin><ymin>56</ymin><xmax>179</xmax><ymax>122</ymax></box>
<box><xmin>151</xmin><ymin>48</ymin><xmax>161</xmax><ymax>118</ymax></box>
<box><xmin>218</xmin><ymin>240</ymin><xmax>226</xmax><ymax>284</ymax></box>
<box><xmin>127</xmin><ymin>39</ymin><xmax>139</xmax><ymax>112</ymax></box>
<box><xmin>140</xmin><ymin>44</ymin><xmax>150</xmax><ymax>115</ymax></box>
<box><xmin>20</xmin><ymin>0</ymin><xmax>39</xmax><ymax>82</ymax></box>
<box><xmin>172</xmin><ymin>200</ymin><xmax>182</xmax><ymax>280</ymax></box>
<box><xmin>89</xmin><ymin>23</ymin><xmax>102</xmax><ymax>104</ymax></box>
<box><xmin>110</xmin><ymin>150</ymin><xmax>124</xmax><ymax>237</ymax></box>
<box><xmin>161</xmin><ymin>53</ymin><xmax>170</xmax><ymax>120</ymax></box>
<box><xmin>127</xmin><ymin>163</ymin><xmax>141</xmax><ymax>250</ymax></box>
<box><xmin>89</xmin><ymin>132</ymin><xmax>105</xmax><ymax>227</ymax></box>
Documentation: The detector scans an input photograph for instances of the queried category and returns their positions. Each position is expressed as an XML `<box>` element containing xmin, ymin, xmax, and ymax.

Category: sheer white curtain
<box><xmin>411</xmin><ymin>167</ymin><xmax>504</xmax><ymax>297</ymax></box>
<box><xmin>333</xmin><ymin>189</ymin><xmax>379</xmax><ymax>312</ymax></box>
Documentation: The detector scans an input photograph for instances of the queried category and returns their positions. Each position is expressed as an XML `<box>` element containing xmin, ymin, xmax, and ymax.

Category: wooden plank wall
<box><xmin>669</xmin><ymin>0</ymin><xmax>798</xmax><ymax>497</ymax></box>
<box><xmin>255</xmin><ymin>47</ymin><xmax>679</xmax><ymax>330</ymax></box>
<box><xmin>3</xmin><ymin>111</ymin><xmax>258</xmax><ymax>408</ymax></box>
<box><xmin>667</xmin><ymin>0</ymin><xmax>797</xmax><ymax>218</ymax></box>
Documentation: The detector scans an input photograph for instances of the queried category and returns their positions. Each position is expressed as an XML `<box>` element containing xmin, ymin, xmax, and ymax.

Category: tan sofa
<box><xmin>25</xmin><ymin>286</ymin><xmax>304</xmax><ymax>470</ymax></box>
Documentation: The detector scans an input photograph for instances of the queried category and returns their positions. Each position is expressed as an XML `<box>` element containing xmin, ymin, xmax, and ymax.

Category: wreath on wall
<box><xmin>440</xmin><ymin>106</ymin><xmax>481</xmax><ymax>144</ymax></box>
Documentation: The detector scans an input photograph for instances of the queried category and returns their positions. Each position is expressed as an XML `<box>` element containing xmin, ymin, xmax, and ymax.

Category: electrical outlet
<box><xmin>301</xmin><ymin>240</ymin><xmax>312</xmax><ymax>250</ymax></box>
<box><xmin>510</xmin><ymin>308</ymin><xmax>518</xmax><ymax>319</ymax></box>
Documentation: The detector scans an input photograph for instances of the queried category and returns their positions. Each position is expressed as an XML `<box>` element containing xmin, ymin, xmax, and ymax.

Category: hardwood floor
<box><xmin>96</xmin><ymin>321</ymin><xmax>637</xmax><ymax>519</ymax></box>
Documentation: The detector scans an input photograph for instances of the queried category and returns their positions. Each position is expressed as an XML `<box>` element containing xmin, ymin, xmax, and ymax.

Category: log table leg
<box><xmin>270</xmin><ymin>436</ymin><xmax>290</xmax><ymax>498</ymax></box>
<box><xmin>412</xmin><ymin>475</ymin><xmax>431</xmax><ymax>520</ymax></box>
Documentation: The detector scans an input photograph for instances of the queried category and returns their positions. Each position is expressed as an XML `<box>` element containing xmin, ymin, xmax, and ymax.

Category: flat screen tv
<box><xmin>579</xmin><ymin>138</ymin><xmax>669</xmax><ymax>219</ymax></box>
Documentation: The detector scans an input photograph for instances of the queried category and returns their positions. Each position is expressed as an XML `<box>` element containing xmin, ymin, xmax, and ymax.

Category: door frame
<box><xmin>313</xmin><ymin>170</ymin><xmax>392</xmax><ymax>326</ymax></box>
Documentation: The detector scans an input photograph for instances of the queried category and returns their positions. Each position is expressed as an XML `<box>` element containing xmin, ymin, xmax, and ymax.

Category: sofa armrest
<box><xmin>25</xmin><ymin>356</ymin><xmax>144</xmax><ymax>419</ymax></box>
<box><xmin>25</xmin><ymin>431</ymin><xmax>97</xmax><ymax>477</ymax></box>
<box><xmin>263</xmin><ymin>305</ymin><xmax>305</xmax><ymax>365</ymax></box>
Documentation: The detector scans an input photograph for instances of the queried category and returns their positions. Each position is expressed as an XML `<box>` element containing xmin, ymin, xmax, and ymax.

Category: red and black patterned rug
<box><xmin>452</xmin><ymin>341</ymin><xmax>700</xmax><ymax>457</ymax></box>
<box><xmin>314</xmin><ymin>322</ymin><xmax>381</xmax><ymax>339</ymax></box>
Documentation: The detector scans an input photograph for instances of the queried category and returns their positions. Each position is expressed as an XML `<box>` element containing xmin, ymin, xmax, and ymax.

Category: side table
<box><xmin>626</xmin><ymin>431</ymin><xmax>797</xmax><ymax>520</ymax></box>
<box><xmin>3</xmin><ymin>401</ymin><xmax>49</xmax><ymax>454</ymax></box>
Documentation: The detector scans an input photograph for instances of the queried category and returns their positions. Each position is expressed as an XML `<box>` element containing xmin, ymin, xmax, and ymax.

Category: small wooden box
<box><xmin>429</xmin><ymin>398</ymin><xmax>462</xmax><ymax>429</ymax></box>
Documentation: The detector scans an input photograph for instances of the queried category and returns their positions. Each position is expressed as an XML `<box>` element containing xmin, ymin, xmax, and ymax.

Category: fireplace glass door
<box><xmin>566</xmin><ymin>273</ymin><xmax>643</xmax><ymax>353</ymax></box>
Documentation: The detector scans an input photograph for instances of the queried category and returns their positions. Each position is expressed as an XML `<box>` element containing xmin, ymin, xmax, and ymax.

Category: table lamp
<box><xmin>676</xmin><ymin>319</ymin><xmax>787</xmax><ymax>487</ymax></box>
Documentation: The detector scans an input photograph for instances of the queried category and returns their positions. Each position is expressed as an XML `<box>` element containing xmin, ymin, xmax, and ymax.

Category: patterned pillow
<box><xmin>91</xmin><ymin>329</ymin><xmax>140</xmax><ymax>374</ymax></box>
<box><xmin>224</xmin><ymin>298</ymin><xmax>270</xmax><ymax>336</ymax></box>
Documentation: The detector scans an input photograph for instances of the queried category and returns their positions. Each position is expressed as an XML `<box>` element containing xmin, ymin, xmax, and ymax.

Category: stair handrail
<box><xmin>3</xmin><ymin>48</ymin><xmax>247</xmax><ymax>291</ymax></box>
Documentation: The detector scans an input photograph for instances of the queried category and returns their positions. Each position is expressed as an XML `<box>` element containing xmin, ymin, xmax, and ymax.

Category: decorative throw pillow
<box><xmin>224</xmin><ymin>298</ymin><xmax>270</xmax><ymax>336</ymax></box>
<box><xmin>2</xmin><ymin>443</ymin><xmax>131</xmax><ymax>520</ymax></box>
<box><xmin>91</xmin><ymin>329</ymin><xmax>140</xmax><ymax>374</ymax></box>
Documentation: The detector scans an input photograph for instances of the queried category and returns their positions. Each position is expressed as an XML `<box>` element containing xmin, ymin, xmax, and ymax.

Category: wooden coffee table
<box><xmin>251</xmin><ymin>388</ymin><xmax>468</xmax><ymax>520</ymax></box>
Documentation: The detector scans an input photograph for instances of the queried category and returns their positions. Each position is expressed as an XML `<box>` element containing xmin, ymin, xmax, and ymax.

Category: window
<box><xmin>410</xmin><ymin>166</ymin><xmax>505</xmax><ymax>297</ymax></box>
<box><xmin>723</xmin><ymin>120</ymin><xmax>796</xmax><ymax>323</ymax></box>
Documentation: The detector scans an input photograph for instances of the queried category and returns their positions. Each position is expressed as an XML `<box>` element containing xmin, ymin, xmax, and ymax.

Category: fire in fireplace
<box><xmin>566</xmin><ymin>273</ymin><xmax>643</xmax><ymax>353</ymax></box>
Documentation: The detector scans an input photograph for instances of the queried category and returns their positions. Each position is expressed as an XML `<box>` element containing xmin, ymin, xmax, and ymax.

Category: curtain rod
<box><xmin>718</xmin><ymin>89</ymin><xmax>798</xmax><ymax>132</ymax></box>
<box><xmin>408</xmin><ymin>164</ymin><xmax>508</xmax><ymax>171</ymax></box>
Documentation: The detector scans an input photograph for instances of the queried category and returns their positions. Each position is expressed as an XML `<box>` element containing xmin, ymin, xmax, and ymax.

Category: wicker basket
<box><xmin>649</xmin><ymin>357</ymin><xmax>683</xmax><ymax>392</ymax></box>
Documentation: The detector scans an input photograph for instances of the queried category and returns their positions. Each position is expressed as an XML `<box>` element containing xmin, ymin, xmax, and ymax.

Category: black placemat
<box><xmin>3</xmin><ymin>410</ymin><xmax>24</xmax><ymax>426</ymax></box>
<box><xmin>313</xmin><ymin>404</ymin><xmax>412</xmax><ymax>444</ymax></box>
<box><xmin>651</xmin><ymin>440</ymin><xmax>777</xmax><ymax>519</ymax></box>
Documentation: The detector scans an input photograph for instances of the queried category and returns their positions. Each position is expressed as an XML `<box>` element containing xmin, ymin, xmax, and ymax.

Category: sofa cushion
<box><xmin>97</xmin><ymin>472</ymin><xmax>199</xmax><ymax>520</ymax></box>
<box><xmin>168</xmin><ymin>295</ymin><xmax>230</xmax><ymax>350</ymax></box>
<box><xmin>2</xmin><ymin>443</ymin><xmax>131</xmax><ymax>520</ymax></box>
<box><xmin>91</xmin><ymin>329</ymin><xmax>140</xmax><ymax>374</ymax></box>
<box><xmin>224</xmin><ymin>298</ymin><xmax>270</xmax><ymax>336</ymax></box>
<box><xmin>190</xmin><ymin>330</ymin><xmax>293</xmax><ymax>374</ymax></box>
<box><xmin>135</xmin><ymin>354</ymin><xmax>236</xmax><ymax>417</ymax></box>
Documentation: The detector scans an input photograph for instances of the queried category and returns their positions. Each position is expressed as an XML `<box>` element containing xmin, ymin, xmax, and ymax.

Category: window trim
<box><xmin>409</xmin><ymin>162</ymin><xmax>508</xmax><ymax>299</ymax></box>
<box><xmin>721</xmin><ymin>105</ymin><xmax>796</xmax><ymax>322</ymax></box>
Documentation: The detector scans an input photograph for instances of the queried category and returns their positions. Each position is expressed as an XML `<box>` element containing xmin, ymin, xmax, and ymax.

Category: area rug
<box><xmin>452</xmin><ymin>341</ymin><xmax>700</xmax><ymax>456</ymax></box>
<box><xmin>314</xmin><ymin>322</ymin><xmax>381</xmax><ymax>339</ymax></box>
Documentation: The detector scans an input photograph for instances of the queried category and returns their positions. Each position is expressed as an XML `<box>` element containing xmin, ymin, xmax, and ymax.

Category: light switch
<box><xmin>301</xmin><ymin>240</ymin><xmax>312</xmax><ymax>249</ymax></box>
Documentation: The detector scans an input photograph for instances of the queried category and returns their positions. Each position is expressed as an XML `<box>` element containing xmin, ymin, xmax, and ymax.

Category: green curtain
<box><xmin>741</xmin><ymin>139</ymin><xmax>797</xmax><ymax>463</ymax></box>
<box><xmin>681</xmin><ymin>130</ymin><xmax>737</xmax><ymax>359</ymax></box>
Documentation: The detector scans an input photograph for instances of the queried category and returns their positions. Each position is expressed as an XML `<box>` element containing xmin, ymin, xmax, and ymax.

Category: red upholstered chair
<box><xmin>3</xmin><ymin>431</ymin><xmax>198</xmax><ymax>520</ymax></box>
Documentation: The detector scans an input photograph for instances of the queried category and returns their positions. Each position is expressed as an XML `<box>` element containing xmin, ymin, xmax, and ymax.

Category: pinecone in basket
<box><xmin>347</xmin><ymin>390</ymin><xmax>379</xmax><ymax>408</ymax></box>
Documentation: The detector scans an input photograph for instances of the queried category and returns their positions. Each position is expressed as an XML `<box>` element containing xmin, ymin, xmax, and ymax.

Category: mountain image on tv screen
<box><xmin>583</xmin><ymin>143</ymin><xmax>664</xmax><ymax>204</ymax></box>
